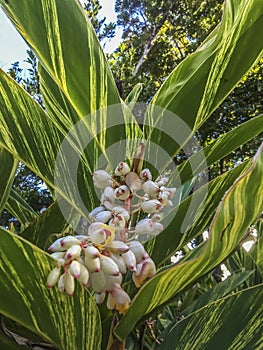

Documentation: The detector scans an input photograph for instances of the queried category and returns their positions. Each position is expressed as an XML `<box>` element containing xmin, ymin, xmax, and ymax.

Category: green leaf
<box><xmin>0</xmin><ymin>228</ymin><xmax>101</xmax><ymax>350</ymax></box>
<box><xmin>183</xmin><ymin>270</ymin><xmax>254</xmax><ymax>316</ymax></box>
<box><xmin>155</xmin><ymin>284</ymin><xmax>263</xmax><ymax>350</ymax></box>
<box><xmin>125</xmin><ymin>83</ymin><xmax>144</xmax><ymax>106</ymax></box>
<box><xmin>144</xmin><ymin>0</ymin><xmax>263</xmax><ymax>158</ymax></box>
<box><xmin>0</xmin><ymin>0</ymin><xmax>120</xmax><ymax>117</ymax></box>
<box><xmin>20</xmin><ymin>200</ymin><xmax>79</xmax><ymax>250</ymax></box>
<box><xmin>5</xmin><ymin>189</ymin><xmax>37</xmax><ymax>226</ymax></box>
<box><xmin>114</xmin><ymin>143</ymin><xmax>263</xmax><ymax>340</ymax></box>
<box><xmin>0</xmin><ymin>148</ymin><xmax>18</xmax><ymax>212</ymax></box>
<box><xmin>176</xmin><ymin>114</ymin><xmax>263</xmax><ymax>185</ymax></box>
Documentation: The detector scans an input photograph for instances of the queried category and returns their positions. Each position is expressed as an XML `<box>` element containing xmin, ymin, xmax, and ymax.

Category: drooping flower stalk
<box><xmin>46</xmin><ymin>149</ymin><xmax>176</xmax><ymax>314</ymax></box>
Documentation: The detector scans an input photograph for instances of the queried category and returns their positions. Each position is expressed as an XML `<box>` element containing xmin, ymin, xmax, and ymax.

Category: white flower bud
<box><xmin>114</xmin><ymin>162</ymin><xmax>130</xmax><ymax>176</ymax></box>
<box><xmin>105</xmin><ymin>274</ymin><xmax>123</xmax><ymax>291</ymax></box>
<box><xmin>93</xmin><ymin>170</ymin><xmax>113</xmax><ymax>189</ymax></box>
<box><xmin>78</xmin><ymin>264</ymin><xmax>90</xmax><ymax>286</ymax></box>
<box><xmin>65</xmin><ymin>273</ymin><xmax>75</xmax><ymax>296</ymax></box>
<box><xmin>48</xmin><ymin>238</ymin><xmax>65</xmax><ymax>252</ymax></box>
<box><xmin>46</xmin><ymin>266</ymin><xmax>61</xmax><ymax>288</ymax></box>
<box><xmin>125</xmin><ymin>172</ymin><xmax>141</xmax><ymax>192</ymax></box>
<box><xmin>108</xmin><ymin>241</ymin><xmax>129</xmax><ymax>254</ymax></box>
<box><xmin>109</xmin><ymin>215</ymin><xmax>126</xmax><ymax>232</ymax></box>
<box><xmin>122</xmin><ymin>250</ymin><xmax>137</xmax><ymax>272</ymax></box>
<box><xmin>109</xmin><ymin>253</ymin><xmax>127</xmax><ymax>274</ymax></box>
<box><xmin>65</xmin><ymin>244</ymin><xmax>82</xmax><ymax>260</ymax></box>
<box><xmin>85</xmin><ymin>256</ymin><xmax>100</xmax><ymax>272</ymax></box>
<box><xmin>95</xmin><ymin>210</ymin><xmax>112</xmax><ymax>223</ymax></box>
<box><xmin>141</xmin><ymin>199</ymin><xmax>162</xmax><ymax>214</ymax></box>
<box><xmin>140</xmin><ymin>168</ymin><xmax>152</xmax><ymax>181</ymax></box>
<box><xmin>88</xmin><ymin>206</ymin><xmax>106</xmax><ymax>221</ymax></box>
<box><xmin>85</xmin><ymin>245</ymin><xmax>100</xmax><ymax>259</ymax></box>
<box><xmin>132</xmin><ymin>258</ymin><xmax>156</xmax><ymax>288</ymax></box>
<box><xmin>128</xmin><ymin>240</ymin><xmax>148</xmax><ymax>263</ymax></box>
<box><xmin>58</xmin><ymin>273</ymin><xmax>66</xmax><ymax>293</ymax></box>
<box><xmin>101</xmin><ymin>186</ymin><xmax>115</xmax><ymax>209</ymax></box>
<box><xmin>50</xmin><ymin>252</ymin><xmax>65</xmax><ymax>260</ymax></box>
<box><xmin>112</xmin><ymin>206</ymin><xmax>130</xmax><ymax>221</ymax></box>
<box><xmin>142</xmin><ymin>181</ymin><xmax>160</xmax><ymax>198</ymax></box>
<box><xmin>89</xmin><ymin>229</ymin><xmax>106</xmax><ymax>245</ymax></box>
<box><xmin>100</xmin><ymin>255</ymin><xmax>120</xmax><ymax>276</ymax></box>
<box><xmin>155</xmin><ymin>175</ymin><xmax>169</xmax><ymax>187</ymax></box>
<box><xmin>74</xmin><ymin>235</ymin><xmax>89</xmax><ymax>243</ymax></box>
<box><xmin>96</xmin><ymin>292</ymin><xmax>106</xmax><ymax>304</ymax></box>
<box><xmin>69</xmin><ymin>260</ymin><xmax>81</xmax><ymax>278</ymax></box>
<box><xmin>90</xmin><ymin>271</ymin><xmax>106</xmax><ymax>293</ymax></box>
<box><xmin>107</xmin><ymin>284</ymin><xmax>131</xmax><ymax>314</ymax></box>
<box><xmin>60</xmin><ymin>236</ymin><xmax>81</xmax><ymax>249</ymax></box>
<box><xmin>114</xmin><ymin>185</ymin><xmax>130</xmax><ymax>200</ymax></box>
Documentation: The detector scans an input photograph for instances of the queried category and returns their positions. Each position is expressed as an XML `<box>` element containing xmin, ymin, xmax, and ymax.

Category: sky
<box><xmin>0</xmin><ymin>0</ymin><xmax>122</xmax><ymax>71</ymax></box>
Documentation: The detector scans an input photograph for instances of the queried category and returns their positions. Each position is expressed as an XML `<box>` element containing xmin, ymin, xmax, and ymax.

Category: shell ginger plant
<box><xmin>0</xmin><ymin>0</ymin><xmax>262</xmax><ymax>349</ymax></box>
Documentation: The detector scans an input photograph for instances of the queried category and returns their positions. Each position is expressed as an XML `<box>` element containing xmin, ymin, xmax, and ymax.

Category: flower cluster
<box><xmin>46</xmin><ymin>161</ymin><xmax>175</xmax><ymax>314</ymax></box>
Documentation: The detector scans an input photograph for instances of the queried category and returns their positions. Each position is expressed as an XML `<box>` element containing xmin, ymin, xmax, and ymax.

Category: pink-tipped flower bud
<box><xmin>100</xmin><ymin>255</ymin><xmax>120</xmax><ymax>276</ymax></box>
<box><xmin>65</xmin><ymin>273</ymin><xmax>75</xmax><ymax>296</ymax></box>
<box><xmin>114</xmin><ymin>185</ymin><xmax>130</xmax><ymax>200</ymax></box>
<box><xmin>85</xmin><ymin>256</ymin><xmax>100</xmax><ymax>272</ymax></box>
<box><xmin>109</xmin><ymin>215</ymin><xmax>126</xmax><ymax>233</ymax></box>
<box><xmin>69</xmin><ymin>260</ymin><xmax>81</xmax><ymax>279</ymax></box>
<box><xmin>46</xmin><ymin>266</ymin><xmax>61</xmax><ymax>288</ymax></box>
<box><xmin>142</xmin><ymin>181</ymin><xmax>160</xmax><ymax>198</ymax></box>
<box><xmin>109</xmin><ymin>253</ymin><xmax>127</xmax><ymax>274</ymax></box>
<box><xmin>107</xmin><ymin>284</ymin><xmax>131</xmax><ymax>314</ymax></box>
<box><xmin>90</xmin><ymin>271</ymin><xmax>106</xmax><ymax>293</ymax></box>
<box><xmin>140</xmin><ymin>168</ymin><xmax>152</xmax><ymax>181</ymax></box>
<box><xmin>105</xmin><ymin>274</ymin><xmax>123</xmax><ymax>291</ymax></box>
<box><xmin>141</xmin><ymin>199</ymin><xmax>162</xmax><ymax>214</ymax></box>
<box><xmin>89</xmin><ymin>229</ymin><xmax>106</xmax><ymax>245</ymax></box>
<box><xmin>48</xmin><ymin>238</ymin><xmax>65</xmax><ymax>252</ymax></box>
<box><xmin>65</xmin><ymin>244</ymin><xmax>82</xmax><ymax>260</ymax></box>
<box><xmin>114</xmin><ymin>162</ymin><xmax>130</xmax><ymax>176</ymax></box>
<box><xmin>108</xmin><ymin>241</ymin><xmax>129</xmax><ymax>254</ymax></box>
<box><xmin>132</xmin><ymin>258</ymin><xmax>156</xmax><ymax>288</ymax></box>
<box><xmin>128</xmin><ymin>240</ymin><xmax>148</xmax><ymax>263</ymax></box>
<box><xmin>122</xmin><ymin>250</ymin><xmax>137</xmax><ymax>272</ymax></box>
<box><xmin>85</xmin><ymin>245</ymin><xmax>100</xmax><ymax>259</ymax></box>
<box><xmin>78</xmin><ymin>264</ymin><xmax>90</xmax><ymax>286</ymax></box>
<box><xmin>93</xmin><ymin>170</ymin><xmax>113</xmax><ymax>189</ymax></box>
<box><xmin>60</xmin><ymin>236</ymin><xmax>81</xmax><ymax>249</ymax></box>
<box><xmin>112</xmin><ymin>206</ymin><xmax>130</xmax><ymax>221</ymax></box>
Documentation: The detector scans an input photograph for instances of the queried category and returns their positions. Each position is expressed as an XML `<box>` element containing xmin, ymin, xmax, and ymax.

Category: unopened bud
<box><xmin>128</xmin><ymin>241</ymin><xmax>148</xmax><ymax>263</ymax></box>
<box><xmin>108</xmin><ymin>241</ymin><xmax>129</xmax><ymax>254</ymax></box>
<box><xmin>58</xmin><ymin>273</ymin><xmax>66</xmax><ymax>293</ymax></box>
<box><xmin>114</xmin><ymin>185</ymin><xmax>130</xmax><ymax>200</ymax></box>
<box><xmin>78</xmin><ymin>264</ymin><xmax>90</xmax><ymax>286</ymax></box>
<box><xmin>140</xmin><ymin>168</ymin><xmax>152</xmax><ymax>181</ymax></box>
<box><xmin>90</xmin><ymin>271</ymin><xmax>106</xmax><ymax>293</ymax></box>
<box><xmin>114</xmin><ymin>162</ymin><xmax>130</xmax><ymax>176</ymax></box>
<box><xmin>69</xmin><ymin>260</ymin><xmax>81</xmax><ymax>278</ymax></box>
<box><xmin>122</xmin><ymin>250</ymin><xmax>137</xmax><ymax>272</ymax></box>
<box><xmin>46</xmin><ymin>266</ymin><xmax>61</xmax><ymax>288</ymax></box>
<box><xmin>96</xmin><ymin>292</ymin><xmax>106</xmax><ymax>304</ymax></box>
<box><xmin>142</xmin><ymin>181</ymin><xmax>160</xmax><ymax>198</ymax></box>
<box><xmin>85</xmin><ymin>256</ymin><xmax>100</xmax><ymax>272</ymax></box>
<box><xmin>65</xmin><ymin>244</ymin><xmax>82</xmax><ymax>260</ymax></box>
<box><xmin>100</xmin><ymin>255</ymin><xmax>120</xmax><ymax>276</ymax></box>
<box><xmin>95</xmin><ymin>210</ymin><xmax>112</xmax><ymax>223</ymax></box>
<box><xmin>60</xmin><ymin>236</ymin><xmax>81</xmax><ymax>249</ymax></box>
<box><xmin>65</xmin><ymin>273</ymin><xmax>75</xmax><ymax>296</ymax></box>
<box><xmin>93</xmin><ymin>170</ymin><xmax>113</xmax><ymax>189</ymax></box>
<box><xmin>141</xmin><ymin>199</ymin><xmax>162</xmax><ymax>214</ymax></box>
<box><xmin>85</xmin><ymin>245</ymin><xmax>100</xmax><ymax>259</ymax></box>
<box><xmin>88</xmin><ymin>206</ymin><xmax>106</xmax><ymax>221</ymax></box>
